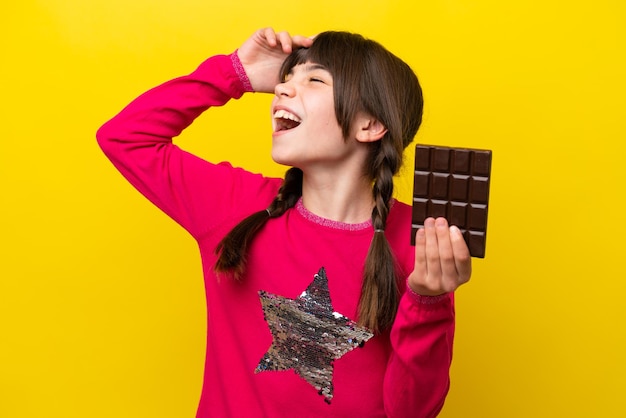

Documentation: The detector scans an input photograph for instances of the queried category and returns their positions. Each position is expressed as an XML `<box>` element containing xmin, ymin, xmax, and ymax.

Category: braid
<box><xmin>267</xmin><ymin>167</ymin><xmax>303</xmax><ymax>217</ymax></box>
<box><xmin>358</xmin><ymin>139</ymin><xmax>403</xmax><ymax>333</ymax></box>
<box><xmin>215</xmin><ymin>167</ymin><xmax>303</xmax><ymax>279</ymax></box>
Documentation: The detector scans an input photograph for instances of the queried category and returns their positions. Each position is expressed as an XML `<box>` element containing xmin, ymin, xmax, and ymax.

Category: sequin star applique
<box><xmin>255</xmin><ymin>267</ymin><xmax>374</xmax><ymax>403</ymax></box>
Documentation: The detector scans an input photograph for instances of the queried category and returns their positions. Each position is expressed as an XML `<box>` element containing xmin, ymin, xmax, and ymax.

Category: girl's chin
<box><xmin>270</xmin><ymin>151</ymin><xmax>293</xmax><ymax>167</ymax></box>
<box><xmin>270</xmin><ymin>153</ymin><xmax>304</xmax><ymax>170</ymax></box>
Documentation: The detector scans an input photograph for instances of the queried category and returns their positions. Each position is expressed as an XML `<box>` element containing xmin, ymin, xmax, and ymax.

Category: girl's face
<box><xmin>270</xmin><ymin>63</ymin><xmax>363</xmax><ymax>172</ymax></box>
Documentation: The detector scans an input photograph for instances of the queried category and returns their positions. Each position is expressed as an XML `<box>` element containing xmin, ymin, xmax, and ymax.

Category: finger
<box><xmin>435</xmin><ymin>218</ymin><xmax>457</xmax><ymax>289</ymax></box>
<box><xmin>261</xmin><ymin>28</ymin><xmax>278</xmax><ymax>47</ymax></box>
<box><xmin>291</xmin><ymin>34</ymin><xmax>314</xmax><ymax>48</ymax></box>
<box><xmin>413</xmin><ymin>227</ymin><xmax>427</xmax><ymax>279</ymax></box>
<box><xmin>275</xmin><ymin>31</ymin><xmax>294</xmax><ymax>53</ymax></box>
<box><xmin>450</xmin><ymin>225</ymin><xmax>472</xmax><ymax>282</ymax></box>
<box><xmin>424</xmin><ymin>217</ymin><xmax>442</xmax><ymax>280</ymax></box>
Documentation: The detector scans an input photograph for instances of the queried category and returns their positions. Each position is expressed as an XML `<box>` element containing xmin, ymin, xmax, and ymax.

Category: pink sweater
<box><xmin>97</xmin><ymin>52</ymin><xmax>455</xmax><ymax>418</ymax></box>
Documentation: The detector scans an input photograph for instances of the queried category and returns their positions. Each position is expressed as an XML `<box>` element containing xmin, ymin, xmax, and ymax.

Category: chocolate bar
<box><xmin>411</xmin><ymin>144</ymin><xmax>492</xmax><ymax>258</ymax></box>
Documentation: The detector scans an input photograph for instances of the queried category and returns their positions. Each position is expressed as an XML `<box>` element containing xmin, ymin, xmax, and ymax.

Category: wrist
<box><xmin>405</xmin><ymin>280</ymin><xmax>449</xmax><ymax>305</ymax></box>
<box><xmin>231</xmin><ymin>50</ymin><xmax>254</xmax><ymax>92</ymax></box>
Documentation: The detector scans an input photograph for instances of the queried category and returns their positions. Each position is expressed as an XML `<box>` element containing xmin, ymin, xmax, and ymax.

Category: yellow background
<box><xmin>2</xmin><ymin>1</ymin><xmax>625</xmax><ymax>417</ymax></box>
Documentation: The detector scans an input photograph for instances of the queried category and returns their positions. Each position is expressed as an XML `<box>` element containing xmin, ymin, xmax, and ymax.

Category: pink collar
<box><xmin>295</xmin><ymin>197</ymin><xmax>373</xmax><ymax>231</ymax></box>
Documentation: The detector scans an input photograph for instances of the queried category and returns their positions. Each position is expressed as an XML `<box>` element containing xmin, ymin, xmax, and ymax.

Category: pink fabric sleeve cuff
<box><xmin>230</xmin><ymin>50</ymin><xmax>254</xmax><ymax>92</ymax></box>
<box><xmin>405</xmin><ymin>280</ymin><xmax>450</xmax><ymax>305</ymax></box>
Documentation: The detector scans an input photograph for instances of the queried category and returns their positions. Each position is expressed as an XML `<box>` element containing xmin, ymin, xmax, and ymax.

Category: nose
<box><xmin>274</xmin><ymin>80</ymin><xmax>295</xmax><ymax>97</ymax></box>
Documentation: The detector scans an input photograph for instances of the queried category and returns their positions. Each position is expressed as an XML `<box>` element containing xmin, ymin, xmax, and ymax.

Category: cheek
<box><xmin>269</xmin><ymin>97</ymin><xmax>279</xmax><ymax>130</ymax></box>
<box><xmin>319</xmin><ymin>104</ymin><xmax>340</xmax><ymax>129</ymax></box>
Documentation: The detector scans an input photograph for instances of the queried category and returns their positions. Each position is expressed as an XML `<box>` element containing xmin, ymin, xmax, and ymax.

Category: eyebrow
<box><xmin>304</xmin><ymin>63</ymin><xmax>329</xmax><ymax>72</ymax></box>
<box><xmin>287</xmin><ymin>63</ymin><xmax>330</xmax><ymax>75</ymax></box>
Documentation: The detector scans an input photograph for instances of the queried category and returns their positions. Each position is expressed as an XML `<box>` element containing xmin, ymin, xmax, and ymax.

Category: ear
<box><xmin>354</xmin><ymin>114</ymin><xmax>387</xmax><ymax>143</ymax></box>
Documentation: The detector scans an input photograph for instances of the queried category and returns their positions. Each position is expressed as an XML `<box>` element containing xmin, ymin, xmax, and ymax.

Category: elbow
<box><xmin>95</xmin><ymin>120</ymin><xmax>118</xmax><ymax>157</ymax></box>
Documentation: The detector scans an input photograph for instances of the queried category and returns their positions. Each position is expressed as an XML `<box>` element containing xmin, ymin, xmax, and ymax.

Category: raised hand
<box><xmin>409</xmin><ymin>217</ymin><xmax>472</xmax><ymax>296</ymax></box>
<box><xmin>237</xmin><ymin>28</ymin><xmax>314</xmax><ymax>93</ymax></box>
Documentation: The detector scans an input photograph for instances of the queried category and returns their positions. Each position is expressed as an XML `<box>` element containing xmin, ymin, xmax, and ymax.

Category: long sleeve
<box><xmin>383</xmin><ymin>287</ymin><xmax>455</xmax><ymax>418</ymax></box>
<box><xmin>96</xmin><ymin>53</ymin><xmax>277</xmax><ymax>239</ymax></box>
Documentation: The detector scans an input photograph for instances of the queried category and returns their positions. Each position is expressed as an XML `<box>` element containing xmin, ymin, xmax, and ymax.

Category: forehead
<box><xmin>282</xmin><ymin>47</ymin><xmax>331</xmax><ymax>75</ymax></box>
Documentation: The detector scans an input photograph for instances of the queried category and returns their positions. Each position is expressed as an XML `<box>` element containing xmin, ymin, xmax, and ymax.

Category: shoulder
<box><xmin>386</xmin><ymin>199</ymin><xmax>414</xmax><ymax>277</ymax></box>
<box><xmin>210</xmin><ymin>161</ymin><xmax>283</xmax><ymax>210</ymax></box>
<box><xmin>192</xmin><ymin>161</ymin><xmax>283</xmax><ymax>239</ymax></box>
<box><xmin>387</xmin><ymin>199</ymin><xmax>412</xmax><ymax>231</ymax></box>
<box><xmin>389</xmin><ymin>198</ymin><xmax>412</xmax><ymax>219</ymax></box>
<box><xmin>386</xmin><ymin>199</ymin><xmax>412</xmax><ymax>243</ymax></box>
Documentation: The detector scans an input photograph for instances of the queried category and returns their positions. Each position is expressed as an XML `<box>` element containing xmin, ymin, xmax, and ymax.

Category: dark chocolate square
<box><xmin>411</xmin><ymin>144</ymin><xmax>492</xmax><ymax>258</ymax></box>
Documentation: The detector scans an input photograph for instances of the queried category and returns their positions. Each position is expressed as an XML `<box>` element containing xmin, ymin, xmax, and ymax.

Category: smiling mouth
<box><xmin>273</xmin><ymin>109</ymin><xmax>302</xmax><ymax>132</ymax></box>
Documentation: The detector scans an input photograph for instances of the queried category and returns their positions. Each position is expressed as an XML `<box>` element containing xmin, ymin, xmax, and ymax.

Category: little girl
<box><xmin>97</xmin><ymin>28</ymin><xmax>471</xmax><ymax>418</ymax></box>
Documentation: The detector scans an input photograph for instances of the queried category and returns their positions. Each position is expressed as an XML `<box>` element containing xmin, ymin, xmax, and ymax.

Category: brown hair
<box><xmin>215</xmin><ymin>31</ymin><xmax>423</xmax><ymax>333</ymax></box>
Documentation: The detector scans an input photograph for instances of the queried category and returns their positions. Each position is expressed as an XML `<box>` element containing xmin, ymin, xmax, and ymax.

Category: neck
<box><xmin>300</xmin><ymin>170</ymin><xmax>374</xmax><ymax>224</ymax></box>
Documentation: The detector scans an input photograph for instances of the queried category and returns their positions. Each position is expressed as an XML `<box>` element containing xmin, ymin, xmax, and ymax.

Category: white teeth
<box><xmin>273</xmin><ymin>109</ymin><xmax>301</xmax><ymax>123</ymax></box>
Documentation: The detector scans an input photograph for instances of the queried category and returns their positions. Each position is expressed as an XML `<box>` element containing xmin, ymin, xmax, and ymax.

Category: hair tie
<box><xmin>266</xmin><ymin>208</ymin><xmax>272</xmax><ymax>217</ymax></box>
<box><xmin>374</xmin><ymin>229</ymin><xmax>385</xmax><ymax>233</ymax></box>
